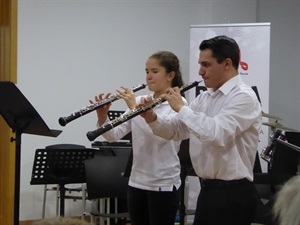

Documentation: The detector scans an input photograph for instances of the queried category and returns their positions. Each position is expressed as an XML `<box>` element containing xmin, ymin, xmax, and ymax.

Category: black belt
<box><xmin>200</xmin><ymin>178</ymin><xmax>250</xmax><ymax>188</ymax></box>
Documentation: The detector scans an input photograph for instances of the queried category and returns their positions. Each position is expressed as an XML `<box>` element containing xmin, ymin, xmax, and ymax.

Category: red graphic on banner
<box><xmin>239</xmin><ymin>50</ymin><xmax>248</xmax><ymax>71</ymax></box>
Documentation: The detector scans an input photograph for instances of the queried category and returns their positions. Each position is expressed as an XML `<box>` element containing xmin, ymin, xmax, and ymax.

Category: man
<box><xmin>141</xmin><ymin>35</ymin><xmax>262</xmax><ymax>225</ymax></box>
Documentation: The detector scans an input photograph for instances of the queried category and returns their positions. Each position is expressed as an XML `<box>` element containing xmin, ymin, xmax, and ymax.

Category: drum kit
<box><xmin>260</xmin><ymin>111</ymin><xmax>298</xmax><ymax>163</ymax></box>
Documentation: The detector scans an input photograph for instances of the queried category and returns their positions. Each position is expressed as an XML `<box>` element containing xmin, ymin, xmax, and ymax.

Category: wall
<box><xmin>257</xmin><ymin>0</ymin><xmax>300</xmax><ymax>131</ymax></box>
<box><xmin>17</xmin><ymin>0</ymin><xmax>300</xmax><ymax>221</ymax></box>
<box><xmin>17</xmin><ymin>0</ymin><xmax>206</xmax><ymax>219</ymax></box>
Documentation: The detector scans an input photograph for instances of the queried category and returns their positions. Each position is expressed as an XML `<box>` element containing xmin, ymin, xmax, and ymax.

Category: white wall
<box><xmin>17</xmin><ymin>0</ymin><xmax>300</xmax><ymax>221</ymax></box>
<box><xmin>17</xmin><ymin>0</ymin><xmax>206</xmax><ymax>220</ymax></box>
<box><xmin>257</xmin><ymin>0</ymin><xmax>300</xmax><ymax>131</ymax></box>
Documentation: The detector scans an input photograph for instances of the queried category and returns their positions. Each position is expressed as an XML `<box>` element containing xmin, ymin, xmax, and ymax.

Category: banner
<box><xmin>187</xmin><ymin>23</ymin><xmax>271</xmax><ymax>221</ymax></box>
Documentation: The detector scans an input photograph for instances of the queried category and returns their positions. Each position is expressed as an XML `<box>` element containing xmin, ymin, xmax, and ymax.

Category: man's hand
<box><xmin>160</xmin><ymin>87</ymin><xmax>184</xmax><ymax>112</ymax></box>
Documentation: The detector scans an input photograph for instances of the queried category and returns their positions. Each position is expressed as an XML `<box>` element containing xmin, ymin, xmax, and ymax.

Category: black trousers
<box><xmin>128</xmin><ymin>185</ymin><xmax>180</xmax><ymax>225</ymax></box>
<box><xmin>193</xmin><ymin>178</ymin><xmax>257</xmax><ymax>225</ymax></box>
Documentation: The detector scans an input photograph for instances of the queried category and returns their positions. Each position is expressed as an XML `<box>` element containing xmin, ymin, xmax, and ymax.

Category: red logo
<box><xmin>239</xmin><ymin>50</ymin><xmax>248</xmax><ymax>71</ymax></box>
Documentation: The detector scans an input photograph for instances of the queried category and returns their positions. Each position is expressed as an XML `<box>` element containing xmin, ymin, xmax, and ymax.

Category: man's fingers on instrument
<box><xmin>141</xmin><ymin>97</ymin><xmax>147</xmax><ymax>104</ymax></box>
<box><xmin>165</xmin><ymin>87</ymin><xmax>172</xmax><ymax>94</ymax></box>
<box><xmin>146</xmin><ymin>95</ymin><xmax>152</xmax><ymax>102</ymax></box>
<box><xmin>173</xmin><ymin>87</ymin><xmax>180</xmax><ymax>93</ymax></box>
<box><xmin>160</xmin><ymin>93</ymin><xmax>167</xmax><ymax>100</ymax></box>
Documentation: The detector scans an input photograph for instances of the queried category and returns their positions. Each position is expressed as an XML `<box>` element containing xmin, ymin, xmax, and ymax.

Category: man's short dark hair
<box><xmin>199</xmin><ymin>35</ymin><xmax>240</xmax><ymax>70</ymax></box>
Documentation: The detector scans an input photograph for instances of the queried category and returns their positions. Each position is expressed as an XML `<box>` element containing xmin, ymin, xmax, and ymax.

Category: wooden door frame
<box><xmin>0</xmin><ymin>0</ymin><xmax>18</xmax><ymax>224</ymax></box>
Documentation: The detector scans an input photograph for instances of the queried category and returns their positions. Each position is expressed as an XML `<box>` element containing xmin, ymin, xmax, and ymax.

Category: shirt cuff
<box><xmin>178</xmin><ymin>105</ymin><xmax>192</xmax><ymax>121</ymax></box>
<box><xmin>148</xmin><ymin>116</ymin><xmax>162</xmax><ymax>130</ymax></box>
<box><xmin>97</xmin><ymin>116</ymin><xmax>109</xmax><ymax>128</ymax></box>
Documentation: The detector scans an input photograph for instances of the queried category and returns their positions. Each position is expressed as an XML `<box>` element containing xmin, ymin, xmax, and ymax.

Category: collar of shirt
<box><xmin>207</xmin><ymin>74</ymin><xmax>242</xmax><ymax>96</ymax></box>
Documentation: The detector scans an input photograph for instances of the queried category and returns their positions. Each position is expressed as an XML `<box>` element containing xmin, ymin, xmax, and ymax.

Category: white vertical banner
<box><xmin>187</xmin><ymin>23</ymin><xmax>271</xmax><ymax>221</ymax></box>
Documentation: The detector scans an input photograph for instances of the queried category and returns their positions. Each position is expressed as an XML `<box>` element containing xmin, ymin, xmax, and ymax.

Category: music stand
<box><xmin>107</xmin><ymin>110</ymin><xmax>132</xmax><ymax>142</ymax></box>
<box><xmin>91</xmin><ymin>110</ymin><xmax>133</xmax><ymax>176</ymax></box>
<box><xmin>91</xmin><ymin>141</ymin><xmax>133</xmax><ymax>178</ymax></box>
<box><xmin>195</xmin><ymin>85</ymin><xmax>207</xmax><ymax>97</ymax></box>
<box><xmin>177</xmin><ymin>139</ymin><xmax>197</xmax><ymax>225</ymax></box>
<box><xmin>0</xmin><ymin>81</ymin><xmax>62</xmax><ymax>224</ymax></box>
<box><xmin>30</xmin><ymin>148</ymin><xmax>95</xmax><ymax>216</ymax></box>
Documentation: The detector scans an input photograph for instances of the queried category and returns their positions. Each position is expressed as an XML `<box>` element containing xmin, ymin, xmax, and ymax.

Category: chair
<box><xmin>253</xmin><ymin>132</ymin><xmax>300</xmax><ymax>224</ymax></box>
<box><xmin>41</xmin><ymin>143</ymin><xmax>88</xmax><ymax>219</ymax></box>
<box><xmin>84</xmin><ymin>152</ymin><xmax>130</xmax><ymax>225</ymax></box>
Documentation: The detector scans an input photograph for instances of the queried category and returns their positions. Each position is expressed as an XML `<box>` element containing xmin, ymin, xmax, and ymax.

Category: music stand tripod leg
<box><xmin>11</xmin><ymin>131</ymin><xmax>22</xmax><ymax>225</ymax></box>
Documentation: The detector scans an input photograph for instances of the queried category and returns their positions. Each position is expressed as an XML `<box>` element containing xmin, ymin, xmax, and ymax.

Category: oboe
<box><xmin>58</xmin><ymin>83</ymin><xmax>147</xmax><ymax>126</ymax></box>
<box><xmin>86</xmin><ymin>80</ymin><xmax>202</xmax><ymax>141</ymax></box>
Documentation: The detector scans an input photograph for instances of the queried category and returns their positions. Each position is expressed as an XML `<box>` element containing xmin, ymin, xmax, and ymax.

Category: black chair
<box><xmin>40</xmin><ymin>143</ymin><xmax>89</xmax><ymax>219</ymax></box>
<box><xmin>253</xmin><ymin>133</ymin><xmax>300</xmax><ymax>225</ymax></box>
<box><xmin>253</xmin><ymin>150</ymin><xmax>276</xmax><ymax>225</ymax></box>
<box><xmin>285</xmin><ymin>131</ymin><xmax>300</xmax><ymax>147</ymax></box>
<box><xmin>84</xmin><ymin>152</ymin><xmax>130</xmax><ymax>225</ymax></box>
<box><xmin>254</xmin><ymin>131</ymin><xmax>300</xmax><ymax>186</ymax></box>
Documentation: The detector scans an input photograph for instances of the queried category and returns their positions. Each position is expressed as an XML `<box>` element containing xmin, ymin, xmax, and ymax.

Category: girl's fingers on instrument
<box><xmin>95</xmin><ymin>96</ymin><xmax>100</xmax><ymax>102</ymax></box>
<box><xmin>140</xmin><ymin>97</ymin><xmax>149</xmax><ymax>105</ymax></box>
<box><xmin>120</xmin><ymin>86</ymin><xmax>133</xmax><ymax>95</ymax></box>
<box><xmin>103</xmin><ymin>93</ymin><xmax>112</xmax><ymax>99</ymax></box>
<box><xmin>116</xmin><ymin>89</ymin><xmax>122</xmax><ymax>96</ymax></box>
<box><xmin>120</xmin><ymin>86</ymin><xmax>127</xmax><ymax>91</ymax></box>
<box><xmin>96</xmin><ymin>93</ymin><xmax>104</xmax><ymax>101</ymax></box>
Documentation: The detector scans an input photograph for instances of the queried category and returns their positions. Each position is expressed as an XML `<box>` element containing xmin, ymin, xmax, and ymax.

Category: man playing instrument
<box><xmin>140</xmin><ymin>35</ymin><xmax>262</xmax><ymax>225</ymax></box>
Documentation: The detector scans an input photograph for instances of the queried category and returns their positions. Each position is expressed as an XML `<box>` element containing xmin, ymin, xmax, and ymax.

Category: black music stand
<box><xmin>92</xmin><ymin>142</ymin><xmax>132</xmax><ymax>177</ymax></box>
<box><xmin>177</xmin><ymin>139</ymin><xmax>197</xmax><ymax>225</ymax></box>
<box><xmin>107</xmin><ymin>110</ymin><xmax>132</xmax><ymax>142</ymax></box>
<box><xmin>253</xmin><ymin>138</ymin><xmax>300</xmax><ymax>225</ymax></box>
<box><xmin>0</xmin><ymin>81</ymin><xmax>62</xmax><ymax>225</ymax></box>
<box><xmin>84</xmin><ymin>154</ymin><xmax>130</xmax><ymax>225</ymax></box>
<box><xmin>30</xmin><ymin>148</ymin><xmax>95</xmax><ymax>216</ymax></box>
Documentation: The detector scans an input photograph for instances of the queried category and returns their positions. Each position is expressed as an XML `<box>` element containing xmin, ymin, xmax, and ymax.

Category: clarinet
<box><xmin>86</xmin><ymin>80</ymin><xmax>202</xmax><ymax>141</ymax></box>
<box><xmin>58</xmin><ymin>83</ymin><xmax>147</xmax><ymax>126</ymax></box>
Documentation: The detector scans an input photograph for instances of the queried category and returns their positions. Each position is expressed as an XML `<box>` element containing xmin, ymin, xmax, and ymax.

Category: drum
<box><xmin>260</xmin><ymin>129</ymin><xmax>287</xmax><ymax>162</ymax></box>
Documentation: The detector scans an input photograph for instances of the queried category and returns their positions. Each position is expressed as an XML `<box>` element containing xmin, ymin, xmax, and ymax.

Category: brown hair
<box><xmin>149</xmin><ymin>51</ymin><xmax>185</xmax><ymax>96</ymax></box>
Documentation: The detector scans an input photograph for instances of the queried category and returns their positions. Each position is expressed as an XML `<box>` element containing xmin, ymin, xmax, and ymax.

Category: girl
<box><xmin>91</xmin><ymin>51</ymin><xmax>186</xmax><ymax>225</ymax></box>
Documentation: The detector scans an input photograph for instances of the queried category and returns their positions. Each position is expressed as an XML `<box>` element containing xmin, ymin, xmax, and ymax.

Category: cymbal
<box><xmin>262</xmin><ymin>121</ymin><xmax>297</xmax><ymax>131</ymax></box>
<box><xmin>261</xmin><ymin>111</ymin><xmax>282</xmax><ymax>120</ymax></box>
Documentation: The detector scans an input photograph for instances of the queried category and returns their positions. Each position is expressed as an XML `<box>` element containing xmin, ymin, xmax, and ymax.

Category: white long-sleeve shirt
<box><xmin>100</xmin><ymin>95</ymin><xmax>187</xmax><ymax>191</ymax></box>
<box><xmin>149</xmin><ymin>75</ymin><xmax>262</xmax><ymax>181</ymax></box>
